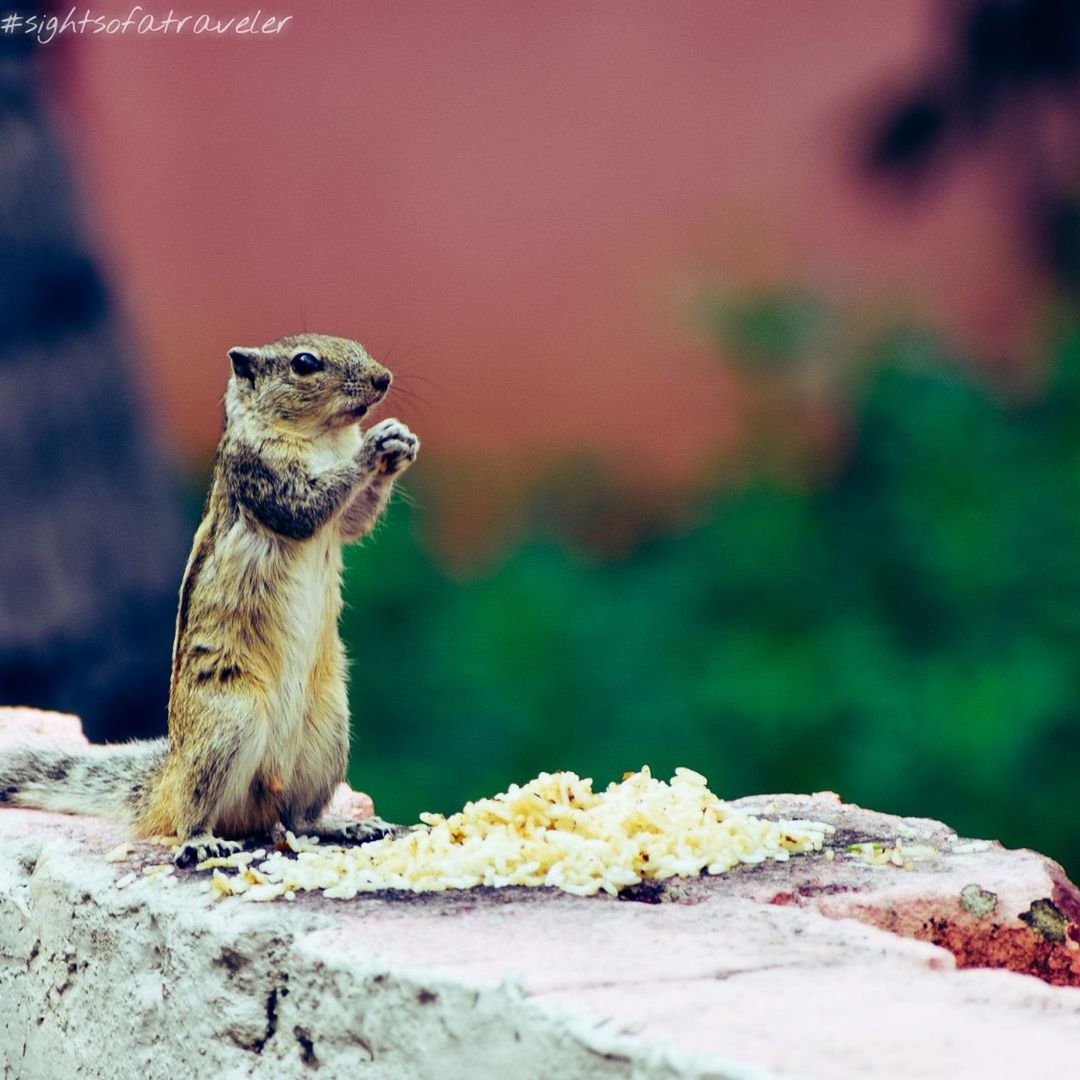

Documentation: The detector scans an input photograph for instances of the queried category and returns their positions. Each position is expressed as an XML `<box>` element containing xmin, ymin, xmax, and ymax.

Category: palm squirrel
<box><xmin>0</xmin><ymin>333</ymin><xmax>419</xmax><ymax>867</ymax></box>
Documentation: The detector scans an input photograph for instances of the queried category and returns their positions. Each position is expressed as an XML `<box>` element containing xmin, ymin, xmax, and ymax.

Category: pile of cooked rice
<box><xmin>195</xmin><ymin>766</ymin><xmax>834</xmax><ymax>902</ymax></box>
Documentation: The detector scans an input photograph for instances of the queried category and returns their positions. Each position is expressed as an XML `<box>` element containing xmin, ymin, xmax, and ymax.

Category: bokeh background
<box><xmin>3</xmin><ymin>0</ymin><xmax>1079</xmax><ymax>875</ymax></box>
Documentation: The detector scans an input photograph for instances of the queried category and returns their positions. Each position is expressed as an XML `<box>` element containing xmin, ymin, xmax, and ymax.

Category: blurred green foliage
<box><xmin>706</xmin><ymin>286</ymin><xmax>830</xmax><ymax>370</ymax></box>
<box><xmin>342</xmin><ymin>314</ymin><xmax>1080</xmax><ymax>878</ymax></box>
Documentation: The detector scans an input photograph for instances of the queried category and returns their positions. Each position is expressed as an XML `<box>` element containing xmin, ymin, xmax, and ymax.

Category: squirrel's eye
<box><xmin>290</xmin><ymin>352</ymin><xmax>324</xmax><ymax>376</ymax></box>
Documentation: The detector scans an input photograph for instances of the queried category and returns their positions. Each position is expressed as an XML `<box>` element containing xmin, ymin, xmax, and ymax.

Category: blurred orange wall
<box><xmin>51</xmin><ymin>0</ymin><xmax>1042</xmax><ymax>483</ymax></box>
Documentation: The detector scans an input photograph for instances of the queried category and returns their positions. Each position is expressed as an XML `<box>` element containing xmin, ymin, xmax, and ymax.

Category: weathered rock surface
<box><xmin>2</xmin><ymin>707</ymin><xmax>1079</xmax><ymax>1078</ymax></box>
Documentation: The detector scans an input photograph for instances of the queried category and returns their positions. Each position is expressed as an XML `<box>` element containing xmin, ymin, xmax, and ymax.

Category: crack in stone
<box><xmin>234</xmin><ymin>985</ymin><xmax>281</xmax><ymax>1054</ymax></box>
<box><xmin>293</xmin><ymin>1025</ymin><xmax>318</xmax><ymax>1068</ymax></box>
<box><xmin>529</xmin><ymin>962</ymin><xmax>793</xmax><ymax>996</ymax></box>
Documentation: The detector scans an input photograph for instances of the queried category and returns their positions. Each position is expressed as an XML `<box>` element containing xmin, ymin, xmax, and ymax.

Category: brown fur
<box><xmin>0</xmin><ymin>334</ymin><xmax>418</xmax><ymax>860</ymax></box>
<box><xmin>143</xmin><ymin>334</ymin><xmax>419</xmax><ymax>847</ymax></box>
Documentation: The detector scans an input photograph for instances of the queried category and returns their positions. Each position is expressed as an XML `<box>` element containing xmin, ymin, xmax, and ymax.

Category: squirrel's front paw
<box><xmin>362</xmin><ymin>418</ymin><xmax>420</xmax><ymax>476</ymax></box>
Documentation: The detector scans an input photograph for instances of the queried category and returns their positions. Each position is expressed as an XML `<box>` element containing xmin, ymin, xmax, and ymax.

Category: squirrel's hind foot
<box><xmin>306</xmin><ymin>815</ymin><xmax>409</xmax><ymax>845</ymax></box>
<box><xmin>174</xmin><ymin>835</ymin><xmax>244</xmax><ymax>869</ymax></box>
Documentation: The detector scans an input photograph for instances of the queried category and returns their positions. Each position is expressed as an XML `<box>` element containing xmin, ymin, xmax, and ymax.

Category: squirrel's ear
<box><xmin>228</xmin><ymin>347</ymin><xmax>260</xmax><ymax>388</ymax></box>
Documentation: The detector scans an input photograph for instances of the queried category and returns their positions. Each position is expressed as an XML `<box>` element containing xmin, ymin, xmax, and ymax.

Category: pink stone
<box><xmin>0</xmin><ymin>706</ymin><xmax>89</xmax><ymax>750</ymax></box>
<box><xmin>4</xmin><ymin>706</ymin><xmax>1080</xmax><ymax>1076</ymax></box>
<box><xmin>721</xmin><ymin>791</ymin><xmax>1080</xmax><ymax>987</ymax></box>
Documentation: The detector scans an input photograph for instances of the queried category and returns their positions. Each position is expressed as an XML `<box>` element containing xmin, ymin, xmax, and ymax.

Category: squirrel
<box><xmin>0</xmin><ymin>333</ymin><xmax>419</xmax><ymax>867</ymax></box>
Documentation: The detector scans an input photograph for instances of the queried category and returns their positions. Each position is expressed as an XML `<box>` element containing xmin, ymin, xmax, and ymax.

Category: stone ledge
<box><xmin>2</xmin><ymin>707</ymin><xmax>1079</xmax><ymax>1078</ymax></box>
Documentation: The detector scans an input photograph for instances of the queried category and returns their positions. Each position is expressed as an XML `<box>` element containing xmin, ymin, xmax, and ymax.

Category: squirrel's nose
<box><xmin>371</xmin><ymin>372</ymin><xmax>391</xmax><ymax>394</ymax></box>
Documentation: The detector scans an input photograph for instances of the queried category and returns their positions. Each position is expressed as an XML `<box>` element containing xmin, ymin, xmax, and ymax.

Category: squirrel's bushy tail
<box><xmin>0</xmin><ymin>739</ymin><xmax>167</xmax><ymax>823</ymax></box>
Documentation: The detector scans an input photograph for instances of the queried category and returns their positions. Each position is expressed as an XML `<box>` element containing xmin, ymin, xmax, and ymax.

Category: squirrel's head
<box><xmin>225</xmin><ymin>334</ymin><xmax>392</xmax><ymax>435</ymax></box>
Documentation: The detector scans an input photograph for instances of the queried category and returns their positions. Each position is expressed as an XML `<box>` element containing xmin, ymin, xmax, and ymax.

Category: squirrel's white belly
<box><xmin>214</xmin><ymin>521</ymin><xmax>341</xmax><ymax>804</ymax></box>
<box><xmin>265</xmin><ymin>534</ymin><xmax>340</xmax><ymax>780</ymax></box>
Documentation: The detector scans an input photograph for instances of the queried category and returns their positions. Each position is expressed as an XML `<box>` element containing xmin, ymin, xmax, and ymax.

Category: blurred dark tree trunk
<box><xmin>864</xmin><ymin>0</ymin><xmax>1080</xmax><ymax>298</ymax></box>
<box><xmin>0</xmin><ymin>15</ymin><xmax>189</xmax><ymax>740</ymax></box>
